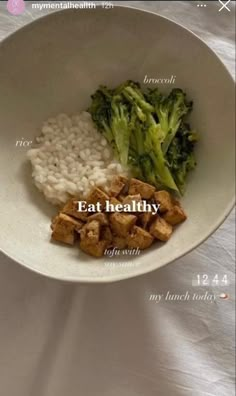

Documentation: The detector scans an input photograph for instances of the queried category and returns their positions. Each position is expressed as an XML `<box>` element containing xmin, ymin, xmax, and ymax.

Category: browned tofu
<box><xmin>118</xmin><ymin>175</ymin><xmax>129</xmax><ymax>184</ymax></box>
<box><xmin>51</xmin><ymin>213</ymin><xmax>82</xmax><ymax>245</ymax></box>
<box><xmin>80</xmin><ymin>239</ymin><xmax>107</xmax><ymax>257</ymax></box>
<box><xmin>119</xmin><ymin>175</ymin><xmax>129</xmax><ymax>193</ymax></box>
<box><xmin>109</xmin><ymin>196</ymin><xmax>121</xmax><ymax>205</ymax></box>
<box><xmin>80</xmin><ymin>220</ymin><xmax>100</xmax><ymax>244</ymax></box>
<box><xmin>74</xmin><ymin>220</ymin><xmax>84</xmax><ymax>232</ymax></box>
<box><xmin>139</xmin><ymin>212</ymin><xmax>153</xmax><ymax>229</ymax></box>
<box><xmin>87</xmin><ymin>212</ymin><xmax>108</xmax><ymax>225</ymax></box>
<box><xmin>127</xmin><ymin>226</ymin><xmax>154</xmax><ymax>249</ymax></box>
<box><xmin>107</xmin><ymin>197</ymin><xmax>122</xmax><ymax>211</ymax></box>
<box><xmin>163</xmin><ymin>205</ymin><xmax>187</xmax><ymax>225</ymax></box>
<box><xmin>50</xmin><ymin>215</ymin><xmax>59</xmax><ymax>230</ymax></box>
<box><xmin>112</xmin><ymin>235</ymin><xmax>127</xmax><ymax>249</ymax></box>
<box><xmin>62</xmin><ymin>198</ymin><xmax>88</xmax><ymax>221</ymax></box>
<box><xmin>109</xmin><ymin>176</ymin><xmax>128</xmax><ymax>197</ymax></box>
<box><xmin>101</xmin><ymin>226</ymin><xmax>113</xmax><ymax>246</ymax></box>
<box><xmin>50</xmin><ymin>175</ymin><xmax>187</xmax><ymax>258</ymax></box>
<box><xmin>128</xmin><ymin>178</ymin><xmax>155</xmax><ymax>199</ymax></box>
<box><xmin>149</xmin><ymin>216</ymin><xmax>173</xmax><ymax>241</ymax></box>
<box><xmin>154</xmin><ymin>190</ymin><xmax>173</xmax><ymax>213</ymax></box>
<box><xmin>122</xmin><ymin>194</ymin><xmax>142</xmax><ymax>209</ymax></box>
<box><xmin>86</xmin><ymin>187</ymin><xmax>110</xmax><ymax>209</ymax></box>
<box><xmin>172</xmin><ymin>198</ymin><xmax>181</xmax><ymax>207</ymax></box>
<box><xmin>117</xmin><ymin>194</ymin><xmax>126</xmax><ymax>203</ymax></box>
<box><xmin>110</xmin><ymin>213</ymin><xmax>137</xmax><ymax>237</ymax></box>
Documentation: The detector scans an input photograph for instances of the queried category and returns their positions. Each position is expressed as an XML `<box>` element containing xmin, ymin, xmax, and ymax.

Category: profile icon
<box><xmin>7</xmin><ymin>0</ymin><xmax>25</xmax><ymax>15</ymax></box>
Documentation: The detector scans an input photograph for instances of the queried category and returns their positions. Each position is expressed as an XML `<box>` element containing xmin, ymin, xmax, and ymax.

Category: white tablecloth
<box><xmin>0</xmin><ymin>2</ymin><xmax>235</xmax><ymax>395</ymax></box>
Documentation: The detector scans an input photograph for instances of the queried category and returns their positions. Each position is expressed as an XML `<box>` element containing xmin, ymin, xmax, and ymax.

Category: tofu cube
<box><xmin>112</xmin><ymin>236</ymin><xmax>127</xmax><ymax>249</ymax></box>
<box><xmin>154</xmin><ymin>190</ymin><xmax>173</xmax><ymax>213</ymax></box>
<box><xmin>163</xmin><ymin>205</ymin><xmax>187</xmax><ymax>225</ymax></box>
<box><xmin>62</xmin><ymin>198</ymin><xmax>88</xmax><ymax>221</ymax></box>
<box><xmin>117</xmin><ymin>194</ymin><xmax>126</xmax><ymax>203</ymax></box>
<box><xmin>86</xmin><ymin>187</ymin><xmax>110</xmax><ymax>209</ymax></box>
<box><xmin>80</xmin><ymin>220</ymin><xmax>100</xmax><ymax>244</ymax></box>
<box><xmin>50</xmin><ymin>215</ymin><xmax>59</xmax><ymax>230</ymax></box>
<box><xmin>118</xmin><ymin>175</ymin><xmax>129</xmax><ymax>184</ymax></box>
<box><xmin>101</xmin><ymin>226</ymin><xmax>113</xmax><ymax>246</ymax></box>
<box><xmin>110</xmin><ymin>213</ymin><xmax>137</xmax><ymax>237</ymax></box>
<box><xmin>74</xmin><ymin>220</ymin><xmax>84</xmax><ymax>232</ymax></box>
<box><xmin>51</xmin><ymin>213</ymin><xmax>82</xmax><ymax>245</ymax></box>
<box><xmin>80</xmin><ymin>239</ymin><xmax>107</xmax><ymax>258</ymax></box>
<box><xmin>108</xmin><ymin>197</ymin><xmax>121</xmax><ymax>209</ymax></box>
<box><xmin>127</xmin><ymin>226</ymin><xmax>154</xmax><ymax>249</ymax></box>
<box><xmin>122</xmin><ymin>194</ymin><xmax>142</xmax><ymax>206</ymax></box>
<box><xmin>128</xmin><ymin>178</ymin><xmax>155</xmax><ymax>199</ymax></box>
<box><xmin>139</xmin><ymin>212</ymin><xmax>153</xmax><ymax>229</ymax></box>
<box><xmin>109</xmin><ymin>176</ymin><xmax>128</xmax><ymax>197</ymax></box>
<box><xmin>87</xmin><ymin>212</ymin><xmax>108</xmax><ymax>226</ymax></box>
<box><xmin>149</xmin><ymin>216</ymin><xmax>173</xmax><ymax>241</ymax></box>
<box><xmin>172</xmin><ymin>198</ymin><xmax>181</xmax><ymax>207</ymax></box>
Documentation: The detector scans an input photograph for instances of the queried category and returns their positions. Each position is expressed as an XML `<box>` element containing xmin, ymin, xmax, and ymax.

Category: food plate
<box><xmin>0</xmin><ymin>6</ymin><xmax>234</xmax><ymax>282</ymax></box>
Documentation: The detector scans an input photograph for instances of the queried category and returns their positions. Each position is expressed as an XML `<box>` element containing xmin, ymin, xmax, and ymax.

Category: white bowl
<box><xmin>0</xmin><ymin>7</ymin><xmax>235</xmax><ymax>282</ymax></box>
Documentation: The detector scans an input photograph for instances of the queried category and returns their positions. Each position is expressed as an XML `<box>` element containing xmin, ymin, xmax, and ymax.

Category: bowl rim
<box><xmin>0</xmin><ymin>4</ymin><xmax>235</xmax><ymax>283</ymax></box>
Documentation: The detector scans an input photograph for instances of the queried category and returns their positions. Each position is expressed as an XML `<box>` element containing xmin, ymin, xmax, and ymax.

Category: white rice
<box><xmin>27</xmin><ymin>111</ymin><xmax>128</xmax><ymax>205</ymax></box>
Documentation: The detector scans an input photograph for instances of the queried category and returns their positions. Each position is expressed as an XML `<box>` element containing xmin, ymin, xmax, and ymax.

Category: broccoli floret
<box><xmin>128</xmin><ymin>117</ymin><xmax>147</xmax><ymax>179</ymax></box>
<box><xmin>88</xmin><ymin>82</ymin><xmax>197</xmax><ymax>195</ymax></box>
<box><xmin>139</xmin><ymin>154</ymin><xmax>157</xmax><ymax>186</ymax></box>
<box><xmin>88</xmin><ymin>87</ymin><xmax>114</xmax><ymax>144</ymax></box>
<box><xmin>166</xmin><ymin>123</ymin><xmax>198</xmax><ymax>193</ymax></box>
<box><xmin>89</xmin><ymin>87</ymin><xmax>131</xmax><ymax>166</ymax></box>
<box><xmin>163</xmin><ymin>89</ymin><xmax>192</xmax><ymax>154</ymax></box>
<box><xmin>110</xmin><ymin>96</ymin><xmax>131</xmax><ymax>166</ymax></box>
<box><xmin>143</xmin><ymin>114</ymin><xmax>179</xmax><ymax>191</ymax></box>
<box><xmin>146</xmin><ymin>88</ymin><xmax>192</xmax><ymax>154</ymax></box>
<box><xmin>114</xmin><ymin>80</ymin><xmax>141</xmax><ymax>95</ymax></box>
<box><xmin>123</xmin><ymin>85</ymin><xmax>154</xmax><ymax>113</ymax></box>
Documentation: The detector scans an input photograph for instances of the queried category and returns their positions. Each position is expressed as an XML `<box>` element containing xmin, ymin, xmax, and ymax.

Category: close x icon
<box><xmin>218</xmin><ymin>0</ymin><xmax>231</xmax><ymax>12</ymax></box>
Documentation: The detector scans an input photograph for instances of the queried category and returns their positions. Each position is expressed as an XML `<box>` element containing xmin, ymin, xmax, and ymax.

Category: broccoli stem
<box><xmin>124</xmin><ymin>86</ymin><xmax>154</xmax><ymax>113</ymax></box>
<box><xmin>145</xmin><ymin>115</ymin><xmax>179</xmax><ymax>192</ymax></box>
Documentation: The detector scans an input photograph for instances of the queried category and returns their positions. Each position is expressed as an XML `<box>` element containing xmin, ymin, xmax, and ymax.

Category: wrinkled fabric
<box><xmin>0</xmin><ymin>2</ymin><xmax>235</xmax><ymax>395</ymax></box>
